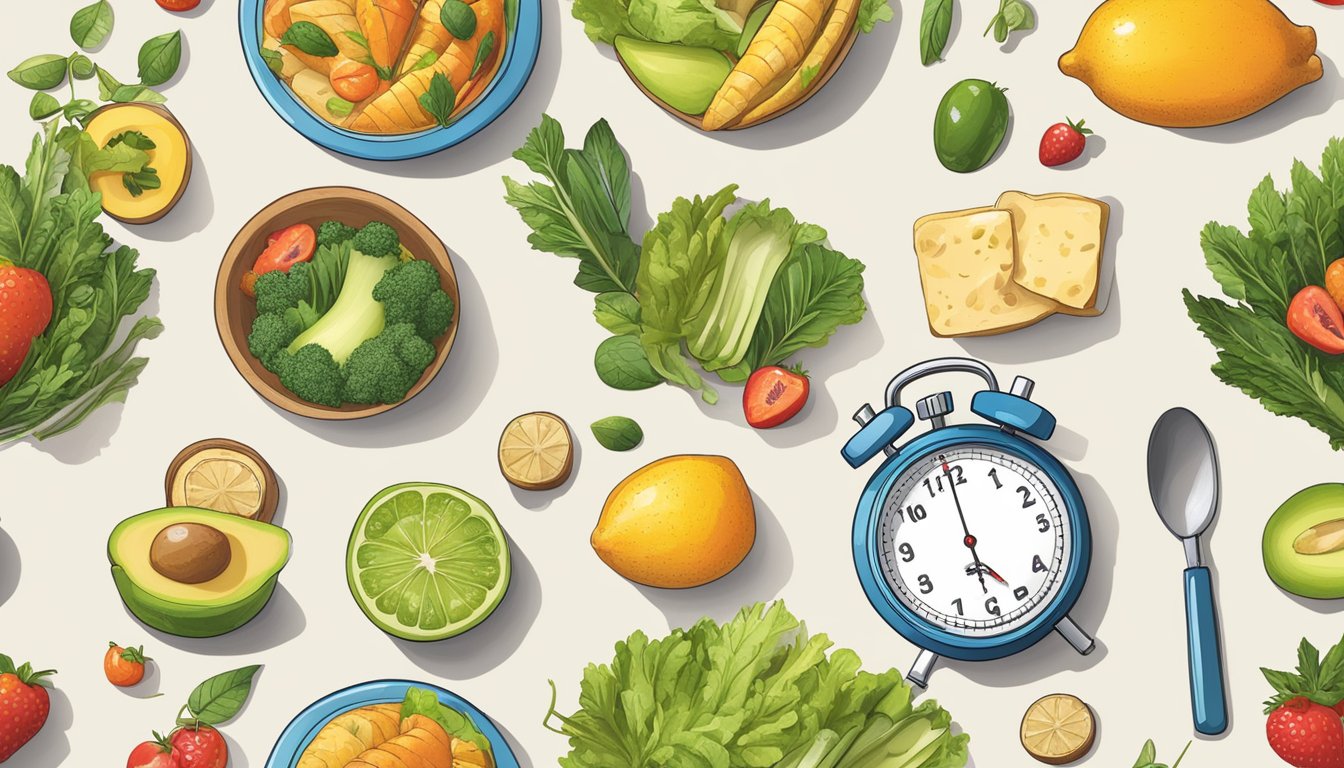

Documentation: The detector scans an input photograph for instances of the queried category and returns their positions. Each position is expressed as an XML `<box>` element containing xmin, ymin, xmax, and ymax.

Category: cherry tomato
<box><xmin>127</xmin><ymin>735</ymin><xmax>177</xmax><ymax>768</ymax></box>
<box><xmin>743</xmin><ymin>365</ymin><xmax>810</xmax><ymax>428</ymax></box>
<box><xmin>104</xmin><ymin>642</ymin><xmax>148</xmax><ymax>687</ymax></box>
<box><xmin>1287</xmin><ymin>285</ymin><xmax>1344</xmax><ymax>354</ymax></box>
<box><xmin>156</xmin><ymin>0</ymin><xmax>202</xmax><ymax>10</ymax></box>
<box><xmin>170</xmin><ymin>726</ymin><xmax>227</xmax><ymax>768</ymax></box>
<box><xmin>330</xmin><ymin>61</ymin><xmax>379</xmax><ymax>102</ymax></box>
<box><xmin>252</xmin><ymin>223</ymin><xmax>316</xmax><ymax>276</ymax></box>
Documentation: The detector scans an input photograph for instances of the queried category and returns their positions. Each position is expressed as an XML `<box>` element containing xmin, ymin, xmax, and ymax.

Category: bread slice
<box><xmin>998</xmin><ymin>191</ymin><xmax>1110</xmax><ymax>316</ymax></box>
<box><xmin>913</xmin><ymin>206</ymin><xmax>1060</xmax><ymax>337</ymax></box>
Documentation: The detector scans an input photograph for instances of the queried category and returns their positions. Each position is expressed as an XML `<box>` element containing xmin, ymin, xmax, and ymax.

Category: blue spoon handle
<box><xmin>1185</xmin><ymin>566</ymin><xmax>1228</xmax><ymax>735</ymax></box>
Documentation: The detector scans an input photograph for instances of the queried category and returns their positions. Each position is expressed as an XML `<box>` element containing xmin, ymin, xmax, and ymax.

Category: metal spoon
<box><xmin>1147</xmin><ymin>407</ymin><xmax>1228</xmax><ymax>736</ymax></box>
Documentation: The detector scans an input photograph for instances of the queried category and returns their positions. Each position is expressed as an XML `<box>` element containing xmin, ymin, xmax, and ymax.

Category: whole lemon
<box><xmin>592</xmin><ymin>455</ymin><xmax>755</xmax><ymax>589</ymax></box>
<box><xmin>1059</xmin><ymin>0</ymin><xmax>1321</xmax><ymax>128</ymax></box>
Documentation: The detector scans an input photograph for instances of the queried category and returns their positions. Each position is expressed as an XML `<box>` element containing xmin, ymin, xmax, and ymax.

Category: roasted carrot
<box><xmin>396</xmin><ymin>0</ymin><xmax>460</xmax><ymax>77</ymax></box>
<box><xmin>738</xmin><ymin>0</ymin><xmax>856</xmax><ymax>124</ymax></box>
<box><xmin>701</xmin><ymin>0</ymin><xmax>832</xmax><ymax>130</ymax></box>
<box><xmin>355</xmin><ymin>0</ymin><xmax>418</xmax><ymax>72</ymax></box>
<box><xmin>263</xmin><ymin>0</ymin><xmax>303</xmax><ymax>39</ymax></box>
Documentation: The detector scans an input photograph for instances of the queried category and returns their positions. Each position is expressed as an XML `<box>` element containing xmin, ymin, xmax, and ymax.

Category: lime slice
<box><xmin>1020</xmin><ymin>693</ymin><xmax>1095</xmax><ymax>765</ymax></box>
<box><xmin>346</xmin><ymin>483</ymin><xmax>510</xmax><ymax>641</ymax></box>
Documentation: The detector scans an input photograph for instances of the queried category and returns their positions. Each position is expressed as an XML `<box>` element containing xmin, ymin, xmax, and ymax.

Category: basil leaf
<box><xmin>594</xmin><ymin>335</ymin><xmax>662</xmax><ymax>390</ymax></box>
<box><xmin>70</xmin><ymin>54</ymin><xmax>96</xmax><ymax>80</ymax></box>
<box><xmin>138</xmin><ymin>31</ymin><xmax>183</xmax><ymax>86</ymax></box>
<box><xmin>440</xmin><ymin>0</ymin><xmax>477</xmax><ymax>40</ymax></box>
<box><xmin>95</xmin><ymin>65</ymin><xmax>123</xmax><ymax>100</ymax></box>
<box><xmin>470</xmin><ymin>31</ymin><xmax>496</xmax><ymax>78</ymax></box>
<box><xmin>281</xmin><ymin>21</ymin><xmax>339</xmax><ymax>57</ymax></box>
<box><xmin>70</xmin><ymin>0</ymin><xmax>115</xmax><ymax>50</ymax></box>
<box><xmin>591</xmin><ymin>416</ymin><xmax>643</xmax><ymax>451</ymax></box>
<box><xmin>919</xmin><ymin>0</ymin><xmax>952</xmax><ymax>66</ymax></box>
<box><xmin>28</xmin><ymin>93</ymin><xmax>62</xmax><ymax>120</ymax></box>
<box><xmin>326</xmin><ymin>96</ymin><xmax>354</xmax><ymax>117</ymax></box>
<box><xmin>260</xmin><ymin>47</ymin><xmax>284</xmax><ymax>75</ymax></box>
<box><xmin>418</xmin><ymin>72</ymin><xmax>456</xmax><ymax>127</ymax></box>
<box><xmin>186</xmin><ymin>666</ymin><xmax>262</xmax><ymax>726</ymax></box>
<box><xmin>7</xmin><ymin>54</ymin><xmax>69</xmax><ymax>90</ymax></box>
<box><xmin>64</xmin><ymin>99</ymin><xmax>99</xmax><ymax>123</ymax></box>
<box><xmin>111</xmin><ymin>84</ymin><xmax>168</xmax><ymax>104</ymax></box>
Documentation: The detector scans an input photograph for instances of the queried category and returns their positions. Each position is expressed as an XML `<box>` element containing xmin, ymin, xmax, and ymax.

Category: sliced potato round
<box><xmin>166</xmin><ymin>438</ymin><xmax>278</xmax><ymax>523</ymax></box>
<box><xmin>498</xmin><ymin>412</ymin><xmax>574</xmax><ymax>490</ymax></box>
<box><xmin>1021</xmin><ymin>693</ymin><xmax>1095</xmax><ymax>765</ymax></box>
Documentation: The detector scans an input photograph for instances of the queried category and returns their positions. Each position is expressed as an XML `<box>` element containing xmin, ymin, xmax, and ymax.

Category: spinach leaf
<box><xmin>137</xmin><ymin>31</ymin><xmax>183</xmax><ymax>86</ymax></box>
<box><xmin>280</xmin><ymin>21</ymin><xmax>337</xmax><ymax>57</ymax></box>
<box><xmin>70</xmin><ymin>0</ymin><xmax>114</xmax><ymax>50</ymax></box>
<box><xmin>95</xmin><ymin>65</ymin><xmax>123</xmax><ymax>100</ymax></box>
<box><xmin>8</xmin><ymin>54</ymin><xmax>69</xmax><ymax>90</ymax></box>
<box><xmin>440</xmin><ymin>0</ymin><xmax>478</xmax><ymax>40</ymax></box>
<box><xmin>29</xmin><ymin>93</ymin><xmax>62</xmax><ymax>120</ymax></box>
<box><xmin>591</xmin><ymin>416</ymin><xmax>643</xmax><ymax>451</ymax></box>
<box><xmin>418</xmin><ymin>72</ymin><xmax>456</xmax><ymax>126</ymax></box>
<box><xmin>594</xmin><ymin>334</ymin><xmax>663</xmax><ymax>390</ymax></box>
<box><xmin>594</xmin><ymin>291</ymin><xmax>641</xmax><ymax>334</ymax></box>
<box><xmin>920</xmin><ymin>0</ymin><xmax>953</xmax><ymax>65</ymax></box>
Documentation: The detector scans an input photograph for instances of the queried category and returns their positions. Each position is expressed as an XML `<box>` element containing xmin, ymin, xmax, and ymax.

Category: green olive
<box><xmin>933</xmin><ymin>79</ymin><xmax>1010</xmax><ymax>173</ymax></box>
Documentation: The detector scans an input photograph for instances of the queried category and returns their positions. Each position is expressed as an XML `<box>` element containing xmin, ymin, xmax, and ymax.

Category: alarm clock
<box><xmin>842</xmin><ymin>357</ymin><xmax>1095</xmax><ymax>688</ymax></box>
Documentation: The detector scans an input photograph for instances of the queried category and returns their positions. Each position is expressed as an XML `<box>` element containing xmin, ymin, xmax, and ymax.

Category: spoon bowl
<box><xmin>1147</xmin><ymin>407</ymin><xmax>1220</xmax><ymax>539</ymax></box>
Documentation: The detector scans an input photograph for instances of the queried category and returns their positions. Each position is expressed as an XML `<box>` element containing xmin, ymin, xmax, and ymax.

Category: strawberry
<box><xmin>0</xmin><ymin>259</ymin><xmax>53</xmax><ymax>388</ymax></box>
<box><xmin>1038</xmin><ymin>118</ymin><xmax>1092</xmax><ymax>167</ymax></box>
<box><xmin>0</xmin><ymin>654</ymin><xmax>56</xmax><ymax>763</ymax></box>
<box><xmin>1263</xmin><ymin>637</ymin><xmax>1344</xmax><ymax>768</ymax></box>
<box><xmin>169</xmin><ymin>725</ymin><xmax>227</xmax><ymax>768</ymax></box>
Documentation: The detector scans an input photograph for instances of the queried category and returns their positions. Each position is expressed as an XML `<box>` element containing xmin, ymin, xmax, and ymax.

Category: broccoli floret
<box><xmin>352</xmin><ymin>222</ymin><xmax>401</xmax><ymax>258</ymax></box>
<box><xmin>248</xmin><ymin>312</ymin><xmax>302</xmax><ymax>367</ymax></box>
<box><xmin>372</xmin><ymin>260</ymin><xmax>455</xmax><ymax>340</ymax></box>
<box><xmin>342</xmin><ymin>323</ymin><xmax>436</xmax><ymax>405</ymax></box>
<box><xmin>253</xmin><ymin>262</ymin><xmax>312</xmax><ymax>315</ymax></box>
<box><xmin>272</xmin><ymin>343</ymin><xmax>345</xmax><ymax>407</ymax></box>
<box><xmin>317</xmin><ymin>220</ymin><xmax>357</xmax><ymax>249</ymax></box>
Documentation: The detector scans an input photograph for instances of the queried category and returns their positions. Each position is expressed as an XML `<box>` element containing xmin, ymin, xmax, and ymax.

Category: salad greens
<box><xmin>0</xmin><ymin>120</ymin><xmax>161</xmax><ymax>445</ymax></box>
<box><xmin>401</xmin><ymin>687</ymin><xmax>493</xmax><ymax>754</ymax></box>
<box><xmin>573</xmin><ymin>0</ymin><xmax>891</xmax><ymax>47</ymax></box>
<box><xmin>1132</xmin><ymin>739</ymin><xmax>1190</xmax><ymax>768</ymax></box>
<box><xmin>504</xmin><ymin>116</ymin><xmax>866</xmax><ymax>404</ymax></box>
<box><xmin>1185</xmin><ymin>138</ymin><xmax>1344</xmax><ymax>449</ymax></box>
<box><xmin>545</xmin><ymin>601</ymin><xmax>968</xmax><ymax>768</ymax></box>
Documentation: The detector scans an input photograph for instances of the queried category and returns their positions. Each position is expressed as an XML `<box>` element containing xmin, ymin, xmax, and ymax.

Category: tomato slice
<box><xmin>252</xmin><ymin>223</ymin><xmax>316</xmax><ymax>276</ymax></box>
<box><xmin>1288</xmin><ymin>285</ymin><xmax>1344</xmax><ymax>354</ymax></box>
<box><xmin>743</xmin><ymin>366</ymin><xmax>810</xmax><ymax>429</ymax></box>
<box><xmin>156</xmin><ymin>0</ymin><xmax>202</xmax><ymax>10</ymax></box>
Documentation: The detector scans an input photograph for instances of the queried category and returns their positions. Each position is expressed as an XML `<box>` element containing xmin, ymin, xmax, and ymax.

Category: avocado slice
<box><xmin>1264</xmin><ymin>484</ymin><xmax>1344</xmax><ymax>599</ymax></box>
<box><xmin>615</xmin><ymin>36</ymin><xmax>732</xmax><ymax>116</ymax></box>
<box><xmin>109</xmin><ymin>507</ymin><xmax>290</xmax><ymax>638</ymax></box>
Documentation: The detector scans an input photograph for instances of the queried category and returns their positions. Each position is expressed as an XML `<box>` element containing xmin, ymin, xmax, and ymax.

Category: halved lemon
<box><xmin>498</xmin><ymin>412</ymin><xmax>574</xmax><ymax>490</ymax></box>
<box><xmin>166</xmin><ymin>439</ymin><xmax>277</xmax><ymax>522</ymax></box>
<box><xmin>1021</xmin><ymin>693</ymin><xmax>1095</xmax><ymax>765</ymax></box>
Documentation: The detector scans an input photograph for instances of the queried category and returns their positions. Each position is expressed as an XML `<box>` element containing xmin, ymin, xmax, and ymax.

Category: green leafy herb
<box><xmin>440</xmin><ymin>0</ymin><xmax>478</xmax><ymax>40</ymax></box>
<box><xmin>182</xmin><ymin>666</ymin><xmax>261</xmax><ymax>727</ymax></box>
<box><xmin>1262</xmin><ymin>635</ymin><xmax>1344</xmax><ymax>712</ymax></box>
<box><xmin>594</xmin><ymin>334</ymin><xmax>663</xmax><ymax>390</ymax></box>
<box><xmin>920</xmin><ymin>0</ymin><xmax>953</xmax><ymax>65</ymax></box>
<box><xmin>593</xmin><ymin>291</ymin><xmax>641</xmax><ymax>334</ymax></box>
<box><xmin>400</xmin><ymin>688</ymin><xmax>493</xmax><ymax>756</ymax></box>
<box><xmin>110</xmin><ymin>84</ymin><xmax>168</xmax><ymax>104</ymax></box>
<box><xmin>107</xmin><ymin>131</ymin><xmax>155</xmax><ymax>151</ymax></box>
<box><xmin>1185</xmin><ymin>138</ymin><xmax>1344</xmax><ymax>449</ymax></box>
<box><xmin>418</xmin><ymin>72</ymin><xmax>457</xmax><ymax>127</ymax></box>
<box><xmin>985</xmin><ymin>0</ymin><xmax>1034</xmax><ymax>44</ymax></box>
<box><xmin>95</xmin><ymin>65</ymin><xmax>123</xmax><ymax>100</ymax></box>
<box><xmin>137</xmin><ymin>31</ymin><xmax>182</xmax><ymax>86</ymax></box>
<box><xmin>799</xmin><ymin>63</ymin><xmax>820</xmax><ymax>90</ymax></box>
<box><xmin>63</xmin><ymin>99</ymin><xmax>99</xmax><ymax>123</ymax></box>
<box><xmin>344</xmin><ymin>30</ymin><xmax>371</xmax><ymax>49</ymax></box>
<box><xmin>280</xmin><ymin>21</ymin><xmax>338</xmax><ymax>57</ymax></box>
<box><xmin>69</xmin><ymin>54</ymin><xmax>96</xmax><ymax>80</ymax></box>
<box><xmin>571</xmin><ymin>0</ymin><xmax>747</xmax><ymax>48</ymax></box>
<box><xmin>29</xmin><ymin>92</ymin><xmax>62</xmax><ymax>120</ymax></box>
<box><xmin>546</xmin><ymin>601</ymin><xmax>969</xmax><ymax>768</ymax></box>
<box><xmin>412</xmin><ymin>50</ymin><xmax>440</xmax><ymax>71</ymax></box>
<box><xmin>122</xmin><ymin>167</ymin><xmax>161</xmax><ymax>197</ymax></box>
<box><xmin>260</xmin><ymin>47</ymin><xmax>284</xmax><ymax>75</ymax></box>
<box><xmin>471</xmin><ymin>31</ymin><xmax>496</xmax><ymax>78</ymax></box>
<box><xmin>856</xmin><ymin>0</ymin><xmax>894</xmax><ymax>33</ymax></box>
<box><xmin>591</xmin><ymin>416</ymin><xmax>643</xmax><ymax>451</ymax></box>
<box><xmin>326</xmin><ymin>96</ymin><xmax>355</xmax><ymax>118</ymax></box>
<box><xmin>1132</xmin><ymin>739</ymin><xmax>1191</xmax><ymax>768</ymax></box>
<box><xmin>8</xmin><ymin>54</ymin><xmax>69</xmax><ymax>90</ymax></box>
<box><xmin>71</xmin><ymin>0</ymin><xmax>115</xmax><ymax>50</ymax></box>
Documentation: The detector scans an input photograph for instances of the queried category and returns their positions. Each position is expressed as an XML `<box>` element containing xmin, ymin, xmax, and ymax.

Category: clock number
<box><xmin>985</xmin><ymin>596</ymin><xmax>1001</xmax><ymax>616</ymax></box>
<box><xmin>1032</xmin><ymin>554</ymin><xmax>1047</xmax><ymax>573</ymax></box>
<box><xmin>898</xmin><ymin>542</ymin><xmax>915</xmax><ymax>562</ymax></box>
<box><xmin>951</xmin><ymin>598</ymin><xmax>964</xmax><ymax>616</ymax></box>
<box><xmin>1036</xmin><ymin>513</ymin><xmax>1050</xmax><ymax>533</ymax></box>
<box><xmin>918</xmin><ymin>574</ymin><xmax>934</xmax><ymax>594</ymax></box>
<box><xmin>1017</xmin><ymin>486</ymin><xmax>1037</xmax><ymax>509</ymax></box>
<box><xmin>1013</xmin><ymin>586</ymin><xmax>1029</xmax><ymax>601</ymax></box>
<box><xmin>904</xmin><ymin>504</ymin><xmax>928</xmax><ymax>523</ymax></box>
<box><xmin>923</xmin><ymin>476</ymin><xmax>944</xmax><ymax>497</ymax></box>
<box><xmin>988</xmin><ymin>467</ymin><xmax>1002</xmax><ymax>489</ymax></box>
<box><xmin>948</xmin><ymin>465</ymin><xmax>966</xmax><ymax>485</ymax></box>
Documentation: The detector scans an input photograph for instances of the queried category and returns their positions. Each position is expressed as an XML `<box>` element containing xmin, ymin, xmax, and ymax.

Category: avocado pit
<box><xmin>1294</xmin><ymin>518</ymin><xmax>1344</xmax><ymax>556</ymax></box>
<box><xmin>150</xmin><ymin>522</ymin><xmax>232</xmax><ymax>584</ymax></box>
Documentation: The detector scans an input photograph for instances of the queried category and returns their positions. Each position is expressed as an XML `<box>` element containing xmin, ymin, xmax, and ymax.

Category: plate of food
<box><xmin>241</xmin><ymin>0</ymin><xmax>541</xmax><ymax>159</ymax></box>
<box><xmin>214</xmin><ymin>187</ymin><xmax>460</xmax><ymax>420</ymax></box>
<box><xmin>572</xmin><ymin>0</ymin><xmax>891</xmax><ymax>130</ymax></box>
<box><xmin>265</xmin><ymin>680</ymin><xmax>517</xmax><ymax>768</ymax></box>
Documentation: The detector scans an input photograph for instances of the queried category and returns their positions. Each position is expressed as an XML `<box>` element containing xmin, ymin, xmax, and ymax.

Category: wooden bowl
<box><xmin>214</xmin><ymin>187</ymin><xmax>460</xmax><ymax>420</ymax></box>
<box><xmin>618</xmin><ymin>26</ymin><xmax>859</xmax><ymax>131</ymax></box>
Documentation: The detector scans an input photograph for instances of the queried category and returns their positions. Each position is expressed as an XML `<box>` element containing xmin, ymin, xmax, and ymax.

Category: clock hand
<box><xmin>964</xmin><ymin>562</ymin><xmax>1008</xmax><ymax>586</ymax></box>
<box><xmin>943</xmin><ymin>460</ymin><xmax>988</xmax><ymax>594</ymax></box>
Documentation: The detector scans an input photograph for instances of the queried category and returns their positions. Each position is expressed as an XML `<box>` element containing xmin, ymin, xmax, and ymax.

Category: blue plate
<box><xmin>264</xmin><ymin>680</ymin><xmax>521</xmax><ymax>768</ymax></box>
<box><xmin>239</xmin><ymin>1</ymin><xmax>541</xmax><ymax>160</ymax></box>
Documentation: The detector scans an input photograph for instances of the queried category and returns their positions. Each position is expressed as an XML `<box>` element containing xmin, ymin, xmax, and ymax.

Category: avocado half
<box><xmin>1264</xmin><ymin>484</ymin><xmax>1344</xmax><ymax>599</ymax></box>
<box><xmin>108</xmin><ymin>507</ymin><xmax>290</xmax><ymax>638</ymax></box>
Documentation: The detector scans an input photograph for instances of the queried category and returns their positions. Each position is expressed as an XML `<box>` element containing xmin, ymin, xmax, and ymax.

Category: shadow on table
<box><xmin>144</xmin><ymin>584</ymin><xmax>307</xmax><ymax>654</ymax></box>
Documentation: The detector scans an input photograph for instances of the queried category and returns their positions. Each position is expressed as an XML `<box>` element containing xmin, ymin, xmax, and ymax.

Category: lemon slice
<box><xmin>498</xmin><ymin>412</ymin><xmax>574</xmax><ymax>490</ymax></box>
<box><xmin>166</xmin><ymin>439</ymin><xmax>278</xmax><ymax>522</ymax></box>
<box><xmin>1021</xmin><ymin>694</ymin><xmax>1095</xmax><ymax>765</ymax></box>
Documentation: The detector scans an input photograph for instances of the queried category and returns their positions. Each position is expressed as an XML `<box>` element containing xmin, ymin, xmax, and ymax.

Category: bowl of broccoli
<box><xmin>215</xmin><ymin>187</ymin><xmax>460</xmax><ymax>419</ymax></box>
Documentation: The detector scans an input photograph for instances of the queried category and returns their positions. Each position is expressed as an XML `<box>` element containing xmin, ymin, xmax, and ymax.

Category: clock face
<box><xmin>876</xmin><ymin>444</ymin><xmax>1072</xmax><ymax>637</ymax></box>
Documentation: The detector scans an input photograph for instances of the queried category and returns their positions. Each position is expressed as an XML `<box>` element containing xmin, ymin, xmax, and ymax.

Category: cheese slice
<box><xmin>913</xmin><ymin>206</ymin><xmax>1060</xmax><ymax>337</ymax></box>
<box><xmin>998</xmin><ymin>191</ymin><xmax>1110</xmax><ymax>315</ymax></box>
